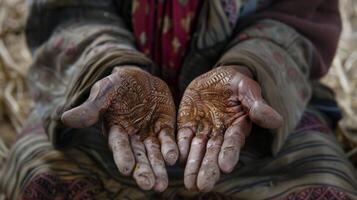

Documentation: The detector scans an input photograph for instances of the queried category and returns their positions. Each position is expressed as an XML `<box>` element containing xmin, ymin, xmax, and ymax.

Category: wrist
<box><xmin>112</xmin><ymin>65</ymin><xmax>147</xmax><ymax>74</ymax></box>
<box><xmin>218</xmin><ymin>65</ymin><xmax>254</xmax><ymax>79</ymax></box>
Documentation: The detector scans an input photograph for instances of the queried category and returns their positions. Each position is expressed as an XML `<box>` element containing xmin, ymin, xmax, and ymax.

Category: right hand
<box><xmin>61</xmin><ymin>66</ymin><xmax>178</xmax><ymax>192</ymax></box>
<box><xmin>177</xmin><ymin>66</ymin><xmax>283</xmax><ymax>191</ymax></box>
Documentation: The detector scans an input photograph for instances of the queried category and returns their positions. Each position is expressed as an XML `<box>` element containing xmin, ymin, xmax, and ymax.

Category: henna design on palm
<box><xmin>61</xmin><ymin>66</ymin><xmax>178</xmax><ymax>192</ymax></box>
<box><xmin>178</xmin><ymin>66</ymin><xmax>283</xmax><ymax>192</ymax></box>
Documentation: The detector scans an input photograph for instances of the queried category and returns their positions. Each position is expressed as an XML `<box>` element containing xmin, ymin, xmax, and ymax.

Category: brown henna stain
<box><xmin>103</xmin><ymin>68</ymin><xmax>175</xmax><ymax>140</ymax></box>
<box><xmin>178</xmin><ymin>67</ymin><xmax>245</xmax><ymax>137</ymax></box>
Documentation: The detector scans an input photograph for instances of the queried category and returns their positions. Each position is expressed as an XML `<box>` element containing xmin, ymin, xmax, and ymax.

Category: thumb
<box><xmin>249</xmin><ymin>100</ymin><xmax>283</xmax><ymax>129</ymax></box>
<box><xmin>238</xmin><ymin>76</ymin><xmax>283</xmax><ymax>129</ymax></box>
<box><xmin>61</xmin><ymin>76</ymin><xmax>114</xmax><ymax>128</ymax></box>
<box><xmin>61</xmin><ymin>101</ymin><xmax>101</xmax><ymax>128</ymax></box>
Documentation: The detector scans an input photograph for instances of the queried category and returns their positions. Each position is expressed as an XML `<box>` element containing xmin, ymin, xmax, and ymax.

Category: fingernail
<box><xmin>165</xmin><ymin>150</ymin><xmax>178</xmax><ymax>165</ymax></box>
<box><xmin>137</xmin><ymin>175</ymin><xmax>154</xmax><ymax>190</ymax></box>
<box><xmin>154</xmin><ymin>179</ymin><xmax>168</xmax><ymax>192</ymax></box>
<box><xmin>184</xmin><ymin>175</ymin><xmax>197</xmax><ymax>191</ymax></box>
<box><xmin>121</xmin><ymin>166</ymin><xmax>132</xmax><ymax>176</ymax></box>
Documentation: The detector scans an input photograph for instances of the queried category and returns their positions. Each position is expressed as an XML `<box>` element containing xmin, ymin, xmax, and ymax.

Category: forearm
<box><xmin>25</xmin><ymin>0</ymin><xmax>155</xmax><ymax>147</ymax></box>
<box><xmin>217</xmin><ymin>19</ymin><xmax>315</xmax><ymax>153</ymax></box>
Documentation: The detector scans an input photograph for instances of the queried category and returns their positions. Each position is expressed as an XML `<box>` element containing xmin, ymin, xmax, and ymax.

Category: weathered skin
<box><xmin>61</xmin><ymin>65</ymin><xmax>282</xmax><ymax>193</ymax></box>
<box><xmin>177</xmin><ymin>65</ymin><xmax>283</xmax><ymax>192</ymax></box>
<box><xmin>61</xmin><ymin>66</ymin><xmax>178</xmax><ymax>192</ymax></box>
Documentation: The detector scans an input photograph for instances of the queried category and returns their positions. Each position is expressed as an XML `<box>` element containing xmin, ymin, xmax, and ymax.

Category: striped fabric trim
<box><xmin>1</xmin><ymin>113</ymin><xmax>357</xmax><ymax>199</ymax></box>
<box><xmin>0</xmin><ymin>134</ymin><xmax>74</xmax><ymax>199</ymax></box>
<box><xmin>0</xmin><ymin>138</ymin><xmax>8</xmax><ymax>165</ymax></box>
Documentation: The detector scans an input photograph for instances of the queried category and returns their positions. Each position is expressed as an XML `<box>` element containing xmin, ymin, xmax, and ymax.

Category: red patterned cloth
<box><xmin>132</xmin><ymin>0</ymin><xmax>201</xmax><ymax>82</ymax></box>
<box><xmin>282</xmin><ymin>186</ymin><xmax>353</xmax><ymax>200</ymax></box>
<box><xmin>22</xmin><ymin>173</ymin><xmax>104</xmax><ymax>200</ymax></box>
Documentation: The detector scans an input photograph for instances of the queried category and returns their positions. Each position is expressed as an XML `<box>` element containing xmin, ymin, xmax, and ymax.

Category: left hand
<box><xmin>61</xmin><ymin>66</ymin><xmax>178</xmax><ymax>192</ymax></box>
<box><xmin>177</xmin><ymin>65</ymin><xmax>283</xmax><ymax>191</ymax></box>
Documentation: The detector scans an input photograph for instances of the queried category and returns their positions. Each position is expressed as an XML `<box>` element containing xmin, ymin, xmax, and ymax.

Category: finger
<box><xmin>184</xmin><ymin>134</ymin><xmax>208</xmax><ymax>190</ymax></box>
<box><xmin>249</xmin><ymin>100</ymin><xmax>283</xmax><ymax>129</ymax></box>
<box><xmin>108</xmin><ymin>126</ymin><xmax>135</xmax><ymax>176</ymax></box>
<box><xmin>197</xmin><ymin>135</ymin><xmax>223</xmax><ymax>192</ymax></box>
<box><xmin>177</xmin><ymin>127</ymin><xmax>195</xmax><ymax>164</ymax></box>
<box><xmin>131</xmin><ymin>135</ymin><xmax>155</xmax><ymax>190</ymax></box>
<box><xmin>144</xmin><ymin>137</ymin><xmax>168</xmax><ymax>192</ymax></box>
<box><xmin>238</xmin><ymin>77</ymin><xmax>283</xmax><ymax>129</ymax></box>
<box><xmin>177</xmin><ymin>93</ymin><xmax>197</xmax><ymax>164</ymax></box>
<box><xmin>61</xmin><ymin>76</ymin><xmax>114</xmax><ymax>128</ymax></box>
<box><xmin>158</xmin><ymin>128</ymin><xmax>179</xmax><ymax>166</ymax></box>
<box><xmin>184</xmin><ymin>121</ymin><xmax>211</xmax><ymax>190</ymax></box>
<box><xmin>218</xmin><ymin>115</ymin><xmax>251</xmax><ymax>173</ymax></box>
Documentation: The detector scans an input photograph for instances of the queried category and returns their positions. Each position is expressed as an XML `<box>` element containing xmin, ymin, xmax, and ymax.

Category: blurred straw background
<box><xmin>0</xmin><ymin>0</ymin><xmax>356</xmax><ymax>165</ymax></box>
<box><xmin>0</xmin><ymin>0</ymin><xmax>32</xmax><ymax>149</ymax></box>
<box><xmin>321</xmin><ymin>0</ymin><xmax>357</xmax><ymax>166</ymax></box>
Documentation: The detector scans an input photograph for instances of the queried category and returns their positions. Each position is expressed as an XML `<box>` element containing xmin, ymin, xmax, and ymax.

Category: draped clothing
<box><xmin>0</xmin><ymin>0</ymin><xmax>356</xmax><ymax>199</ymax></box>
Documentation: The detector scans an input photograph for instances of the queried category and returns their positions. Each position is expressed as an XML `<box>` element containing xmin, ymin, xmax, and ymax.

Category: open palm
<box><xmin>61</xmin><ymin>66</ymin><xmax>178</xmax><ymax>192</ymax></box>
<box><xmin>177</xmin><ymin>66</ymin><xmax>283</xmax><ymax>191</ymax></box>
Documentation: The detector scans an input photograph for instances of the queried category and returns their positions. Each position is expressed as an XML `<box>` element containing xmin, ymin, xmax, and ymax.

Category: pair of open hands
<box><xmin>61</xmin><ymin>65</ymin><xmax>283</xmax><ymax>192</ymax></box>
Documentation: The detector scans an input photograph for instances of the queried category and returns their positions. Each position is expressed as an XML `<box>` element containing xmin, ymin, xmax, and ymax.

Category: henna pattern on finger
<box><xmin>179</xmin><ymin>67</ymin><xmax>253</xmax><ymax>191</ymax></box>
<box><xmin>103</xmin><ymin>68</ymin><xmax>175</xmax><ymax>140</ymax></box>
<box><xmin>178</xmin><ymin>67</ymin><xmax>245</xmax><ymax>137</ymax></box>
<box><xmin>179</xmin><ymin>66</ymin><xmax>282</xmax><ymax>191</ymax></box>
